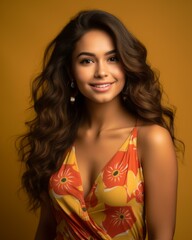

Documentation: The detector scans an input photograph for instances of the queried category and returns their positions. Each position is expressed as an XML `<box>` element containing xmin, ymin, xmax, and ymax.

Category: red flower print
<box><xmin>102</xmin><ymin>152</ymin><xmax>128</xmax><ymax>188</ymax></box>
<box><xmin>50</xmin><ymin>163</ymin><xmax>82</xmax><ymax>196</ymax></box>
<box><xmin>102</xmin><ymin>205</ymin><xmax>136</xmax><ymax>238</ymax></box>
<box><xmin>135</xmin><ymin>182</ymin><xmax>144</xmax><ymax>203</ymax></box>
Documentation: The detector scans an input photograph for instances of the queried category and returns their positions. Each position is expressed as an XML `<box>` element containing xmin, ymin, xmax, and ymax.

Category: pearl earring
<box><xmin>70</xmin><ymin>80</ymin><xmax>75</xmax><ymax>103</ymax></box>
<box><xmin>70</xmin><ymin>96</ymin><xmax>75</xmax><ymax>102</ymax></box>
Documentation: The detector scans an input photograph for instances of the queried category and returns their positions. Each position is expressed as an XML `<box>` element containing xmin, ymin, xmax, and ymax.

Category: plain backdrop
<box><xmin>1</xmin><ymin>0</ymin><xmax>192</xmax><ymax>239</ymax></box>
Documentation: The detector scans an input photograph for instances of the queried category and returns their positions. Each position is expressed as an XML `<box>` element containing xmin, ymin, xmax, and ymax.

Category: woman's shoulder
<box><xmin>136</xmin><ymin>122</ymin><xmax>175</xmax><ymax>163</ymax></box>
<box><xmin>137</xmin><ymin>123</ymin><xmax>172</xmax><ymax>144</ymax></box>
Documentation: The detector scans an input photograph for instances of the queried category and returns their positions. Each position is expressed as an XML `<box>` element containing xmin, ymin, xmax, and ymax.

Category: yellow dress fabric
<box><xmin>49</xmin><ymin>127</ymin><xmax>146</xmax><ymax>239</ymax></box>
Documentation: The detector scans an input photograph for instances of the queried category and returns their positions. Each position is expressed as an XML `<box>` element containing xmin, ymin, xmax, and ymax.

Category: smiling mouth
<box><xmin>90</xmin><ymin>83</ymin><xmax>111</xmax><ymax>88</ymax></box>
<box><xmin>89</xmin><ymin>82</ymin><xmax>115</xmax><ymax>92</ymax></box>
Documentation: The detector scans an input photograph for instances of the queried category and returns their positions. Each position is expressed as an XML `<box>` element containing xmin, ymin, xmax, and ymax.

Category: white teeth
<box><xmin>93</xmin><ymin>84</ymin><xmax>110</xmax><ymax>88</ymax></box>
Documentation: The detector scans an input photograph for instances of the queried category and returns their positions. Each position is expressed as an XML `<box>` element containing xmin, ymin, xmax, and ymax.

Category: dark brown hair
<box><xmin>18</xmin><ymin>10</ymin><xmax>183</xmax><ymax>210</ymax></box>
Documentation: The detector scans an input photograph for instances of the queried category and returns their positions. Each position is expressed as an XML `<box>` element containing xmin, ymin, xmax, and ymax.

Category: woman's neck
<box><xmin>81</xmin><ymin>98</ymin><xmax>132</xmax><ymax>133</ymax></box>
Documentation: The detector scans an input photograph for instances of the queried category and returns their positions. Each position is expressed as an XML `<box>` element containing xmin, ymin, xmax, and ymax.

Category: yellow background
<box><xmin>1</xmin><ymin>0</ymin><xmax>192</xmax><ymax>239</ymax></box>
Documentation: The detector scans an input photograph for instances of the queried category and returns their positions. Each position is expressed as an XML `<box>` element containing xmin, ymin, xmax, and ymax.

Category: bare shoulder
<box><xmin>138</xmin><ymin>124</ymin><xmax>173</xmax><ymax>144</ymax></box>
<box><xmin>137</xmin><ymin>124</ymin><xmax>176</xmax><ymax>165</ymax></box>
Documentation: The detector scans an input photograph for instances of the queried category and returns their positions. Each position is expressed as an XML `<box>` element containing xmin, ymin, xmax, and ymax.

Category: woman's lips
<box><xmin>90</xmin><ymin>82</ymin><xmax>114</xmax><ymax>92</ymax></box>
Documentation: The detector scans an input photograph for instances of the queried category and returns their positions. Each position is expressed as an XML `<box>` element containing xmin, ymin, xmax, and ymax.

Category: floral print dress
<box><xmin>49</xmin><ymin>127</ymin><xmax>146</xmax><ymax>239</ymax></box>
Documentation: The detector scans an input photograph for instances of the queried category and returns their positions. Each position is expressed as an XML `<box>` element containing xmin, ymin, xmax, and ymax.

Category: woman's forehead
<box><xmin>73</xmin><ymin>29</ymin><xmax>115</xmax><ymax>56</ymax></box>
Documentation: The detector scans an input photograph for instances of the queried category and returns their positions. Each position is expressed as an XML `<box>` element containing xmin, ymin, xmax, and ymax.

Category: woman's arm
<box><xmin>35</xmin><ymin>192</ymin><xmax>57</xmax><ymax>240</ymax></box>
<box><xmin>138</xmin><ymin>125</ymin><xmax>178</xmax><ymax>240</ymax></box>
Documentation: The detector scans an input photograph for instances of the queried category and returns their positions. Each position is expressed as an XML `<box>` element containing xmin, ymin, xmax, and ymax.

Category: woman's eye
<box><xmin>108</xmin><ymin>56</ymin><xmax>119</xmax><ymax>62</ymax></box>
<box><xmin>79</xmin><ymin>59</ymin><xmax>94</xmax><ymax>64</ymax></box>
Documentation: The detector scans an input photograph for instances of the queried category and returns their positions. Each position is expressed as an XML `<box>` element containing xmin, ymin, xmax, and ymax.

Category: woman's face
<box><xmin>72</xmin><ymin>29</ymin><xmax>126</xmax><ymax>104</ymax></box>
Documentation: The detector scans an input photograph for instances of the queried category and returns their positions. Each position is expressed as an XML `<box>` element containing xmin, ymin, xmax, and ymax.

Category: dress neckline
<box><xmin>72</xmin><ymin>127</ymin><xmax>137</xmax><ymax>200</ymax></box>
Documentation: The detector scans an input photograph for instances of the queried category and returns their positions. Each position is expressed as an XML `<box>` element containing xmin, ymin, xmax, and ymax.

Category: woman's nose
<box><xmin>94</xmin><ymin>62</ymin><xmax>108</xmax><ymax>79</ymax></box>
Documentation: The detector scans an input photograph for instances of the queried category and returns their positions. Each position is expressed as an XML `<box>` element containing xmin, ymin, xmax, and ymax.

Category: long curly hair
<box><xmin>18</xmin><ymin>10</ymin><xmax>183</xmax><ymax>210</ymax></box>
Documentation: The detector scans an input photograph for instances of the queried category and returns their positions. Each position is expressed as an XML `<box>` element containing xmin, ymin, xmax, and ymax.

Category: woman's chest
<box><xmin>74</xmin><ymin>131</ymin><xmax>132</xmax><ymax>197</ymax></box>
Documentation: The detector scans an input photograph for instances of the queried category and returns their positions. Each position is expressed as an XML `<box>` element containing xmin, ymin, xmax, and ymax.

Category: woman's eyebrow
<box><xmin>76</xmin><ymin>49</ymin><xmax>116</xmax><ymax>58</ymax></box>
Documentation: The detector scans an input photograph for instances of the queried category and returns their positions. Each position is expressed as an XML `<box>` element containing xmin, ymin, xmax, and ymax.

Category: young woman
<box><xmin>19</xmin><ymin>10</ymin><xmax>179</xmax><ymax>240</ymax></box>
